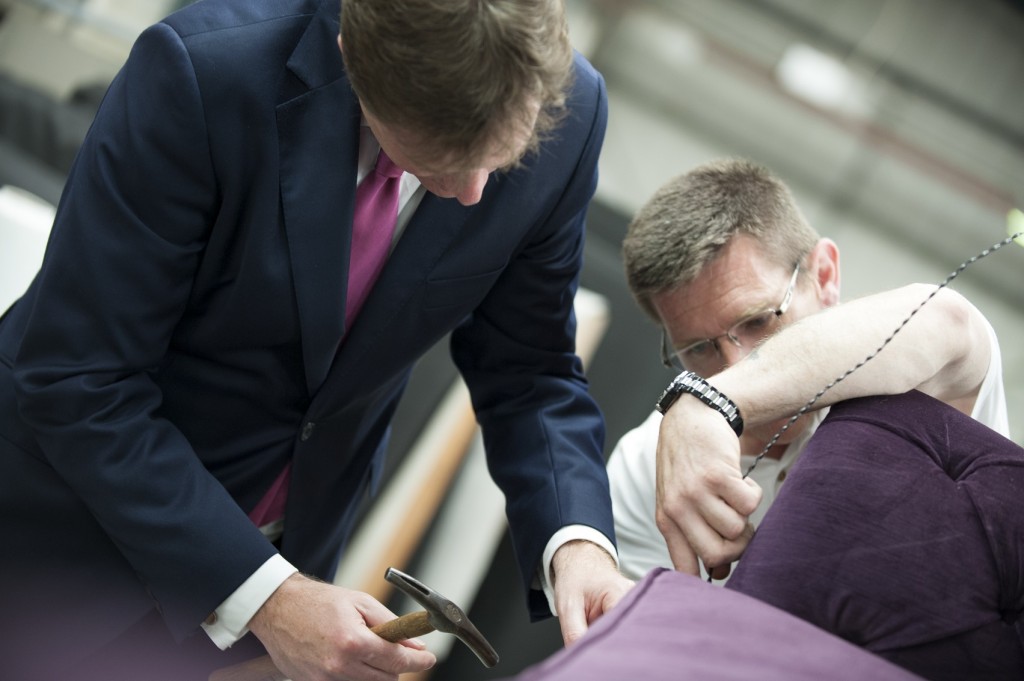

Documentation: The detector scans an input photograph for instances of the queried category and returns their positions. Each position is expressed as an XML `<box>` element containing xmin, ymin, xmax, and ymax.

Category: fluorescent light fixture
<box><xmin>775</xmin><ymin>43</ymin><xmax>872</xmax><ymax>117</ymax></box>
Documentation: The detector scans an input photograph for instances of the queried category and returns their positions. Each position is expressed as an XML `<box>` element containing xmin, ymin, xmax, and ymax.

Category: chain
<box><xmin>743</xmin><ymin>230</ymin><xmax>1024</xmax><ymax>478</ymax></box>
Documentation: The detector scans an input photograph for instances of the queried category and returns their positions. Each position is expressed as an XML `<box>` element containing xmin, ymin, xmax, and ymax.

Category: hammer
<box><xmin>208</xmin><ymin>567</ymin><xmax>499</xmax><ymax>681</ymax></box>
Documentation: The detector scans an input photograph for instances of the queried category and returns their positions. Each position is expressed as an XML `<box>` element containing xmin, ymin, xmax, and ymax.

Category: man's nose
<box><xmin>453</xmin><ymin>170</ymin><xmax>490</xmax><ymax>206</ymax></box>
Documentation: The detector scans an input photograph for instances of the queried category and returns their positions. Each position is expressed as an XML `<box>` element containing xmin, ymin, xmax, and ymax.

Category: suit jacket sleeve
<box><xmin>449</xmin><ymin>56</ymin><xmax>616</xmax><ymax>619</ymax></box>
<box><xmin>10</xmin><ymin>22</ymin><xmax>276</xmax><ymax>637</ymax></box>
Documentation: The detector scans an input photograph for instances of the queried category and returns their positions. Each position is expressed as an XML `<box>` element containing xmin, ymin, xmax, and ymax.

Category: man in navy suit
<box><xmin>0</xmin><ymin>1</ymin><xmax>633</xmax><ymax>679</ymax></box>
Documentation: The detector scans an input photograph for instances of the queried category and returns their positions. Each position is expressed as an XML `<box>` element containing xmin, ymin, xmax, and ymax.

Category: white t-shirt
<box><xmin>608</xmin><ymin>318</ymin><xmax>1010</xmax><ymax>581</ymax></box>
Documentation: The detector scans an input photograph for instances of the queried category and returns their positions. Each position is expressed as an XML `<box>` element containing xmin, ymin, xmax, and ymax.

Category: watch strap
<box><xmin>655</xmin><ymin>371</ymin><xmax>744</xmax><ymax>436</ymax></box>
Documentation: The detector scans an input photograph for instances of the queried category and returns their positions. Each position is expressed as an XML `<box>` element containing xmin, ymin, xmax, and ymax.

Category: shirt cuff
<box><xmin>201</xmin><ymin>554</ymin><xmax>298</xmax><ymax>650</ymax></box>
<box><xmin>538</xmin><ymin>525</ymin><xmax>619</xmax><ymax>617</ymax></box>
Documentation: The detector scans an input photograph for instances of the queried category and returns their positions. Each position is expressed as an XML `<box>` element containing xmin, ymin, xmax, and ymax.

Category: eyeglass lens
<box><xmin>661</xmin><ymin>261</ymin><xmax>801</xmax><ymax>375</ymax></box>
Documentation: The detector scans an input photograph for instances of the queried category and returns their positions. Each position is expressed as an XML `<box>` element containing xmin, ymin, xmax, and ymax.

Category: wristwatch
<box><xmin>655</xmin><ymin>371</ymin><xmax>744</xmax><ymax>436</ymax></box>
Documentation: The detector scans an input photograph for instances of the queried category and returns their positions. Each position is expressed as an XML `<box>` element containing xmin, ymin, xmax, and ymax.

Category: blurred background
<box><xmin>1</xmin><ymin>0</ymin><xmax>1021</xmax><ymax>678</ymax></box>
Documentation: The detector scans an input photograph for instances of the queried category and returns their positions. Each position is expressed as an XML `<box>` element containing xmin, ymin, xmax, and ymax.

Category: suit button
<box><xmin>301</xmin><ymin>422</ymin><xmax>316</xmax><ymax>441</ymax></box>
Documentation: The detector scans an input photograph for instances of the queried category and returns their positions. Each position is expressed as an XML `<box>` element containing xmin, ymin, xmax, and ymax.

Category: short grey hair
<box><xmin>622</xmin><ymin>158</ymin><xmax>820</xmax><ymax>321</ymax></box>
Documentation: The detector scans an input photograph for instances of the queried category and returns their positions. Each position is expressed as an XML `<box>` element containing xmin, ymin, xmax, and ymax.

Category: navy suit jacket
<box><xmin>0</xmin><ymin>0</ymin><xmax>612</xmax><ymax>657</ymax></box>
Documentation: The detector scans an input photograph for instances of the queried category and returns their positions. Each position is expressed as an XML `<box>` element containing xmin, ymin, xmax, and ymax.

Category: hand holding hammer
<box><xmin>210</xmin><ymin>567</ymin><xmax>498</xmax><ymax>681</ymax></box>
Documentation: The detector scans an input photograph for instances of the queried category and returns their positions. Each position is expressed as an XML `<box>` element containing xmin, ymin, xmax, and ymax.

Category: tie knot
<box><xmin>374</xmin><ymin>149</ymin><xmax>404</xmax><ymax>179</ymax></box>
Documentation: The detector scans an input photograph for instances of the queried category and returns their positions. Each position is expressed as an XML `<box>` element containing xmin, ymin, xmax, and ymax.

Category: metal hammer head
<box><xmin>384</xmin><ymin>567</ymin><xmax>500</xmax><ymax>668</ymax></box>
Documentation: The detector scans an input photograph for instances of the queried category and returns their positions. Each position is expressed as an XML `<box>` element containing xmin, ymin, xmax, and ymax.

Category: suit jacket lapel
<box><xmin>319</xmin><ymin>194</ymin><xmax>474</xmax><ymax>396</ymax></box>
<box><xmin>277</xmin><ymin>3</ymin><xmax>360</xmax><ymax>395</ymax></box>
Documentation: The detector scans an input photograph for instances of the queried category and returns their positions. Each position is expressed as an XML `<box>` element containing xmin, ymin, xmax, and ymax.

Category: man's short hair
<box><xmin>622</xmin><ymin>158</ymin><xmax>820</xmax><ymax>321</ymax></box>
<box><xmin>341</xmin><ymin>0</ymin><xmax>574</xmax><ymax>168</ymax></box>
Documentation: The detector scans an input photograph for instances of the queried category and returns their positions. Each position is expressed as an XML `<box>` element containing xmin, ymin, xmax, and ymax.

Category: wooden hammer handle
<box><xmin>369</xmin><ymin>610</ymin><xmax>434</xmax><ymax>641</ymax></box>
<box><xmin>208</xmin><ymin>611</ymin><xmax>434</xmax><ymax>681</ymax></box>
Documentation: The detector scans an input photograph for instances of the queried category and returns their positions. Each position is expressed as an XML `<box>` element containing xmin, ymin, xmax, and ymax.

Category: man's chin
<box><xmin>750</xmin><ymin>414</ymin><xmax>812</xmax><ymax>448</ymax></box>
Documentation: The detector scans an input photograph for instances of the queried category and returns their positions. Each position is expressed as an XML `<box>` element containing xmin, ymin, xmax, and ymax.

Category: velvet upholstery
<box><xmin>727</xmin><ymin>390</ymin><xmax>1024</xmax><ymax>681</ymax></box>
<box><xmin>501</xmin><ymin>568</ymin><xmax>922</xmax><ymax>681</ymax></box>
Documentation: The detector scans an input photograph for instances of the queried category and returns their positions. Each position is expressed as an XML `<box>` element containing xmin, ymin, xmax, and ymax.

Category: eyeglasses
<box><xmin>660</xmin><ymin>262</ymin><xmax>801</xmax><ymax>375</ymax></box>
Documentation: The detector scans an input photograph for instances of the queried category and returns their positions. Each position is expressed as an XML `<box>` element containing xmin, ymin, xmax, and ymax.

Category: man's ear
<box><xmin>808</xmin><ymin>238</ymin><xmax>841</xmax><ymax>307</ymax></box>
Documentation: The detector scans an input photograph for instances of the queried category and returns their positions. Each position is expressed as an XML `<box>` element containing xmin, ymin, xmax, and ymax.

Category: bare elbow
<box><xmin>934</xmin><ymin>285</ymin><xmax>973</xmax><ymax>326</ymax></box>
<box><xmin>903</xmin><ymin>284</ymin><xmax>989</xmax><ymax>403</ymax></box>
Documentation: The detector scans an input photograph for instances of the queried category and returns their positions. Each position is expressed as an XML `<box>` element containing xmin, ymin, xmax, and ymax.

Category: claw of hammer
<box><xmin>373</xmin><ymin>567</ymin><xmax>500</xmax><ymax>668</ymax></box>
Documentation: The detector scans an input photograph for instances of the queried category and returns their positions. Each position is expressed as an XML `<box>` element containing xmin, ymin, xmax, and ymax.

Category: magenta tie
<box><xmin>344</xmin><ymin>148</ymin><xmax>404</xmax><ymax>329</ymax></box>
<box><xmin>248</xmin><ymin>149</ymin><xmax>403</xmax><ymax>530</ymax></box>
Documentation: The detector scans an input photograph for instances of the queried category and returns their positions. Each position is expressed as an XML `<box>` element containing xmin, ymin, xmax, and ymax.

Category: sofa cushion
<box><xmin>726</xmin><ymin>390</ymin><xmax>1024</xmax><ymax>681</ymax></box>
<box><xmin>501</xmin><ymin>568</ymin><xmax>923</xmax><ymax>681</ymax></box>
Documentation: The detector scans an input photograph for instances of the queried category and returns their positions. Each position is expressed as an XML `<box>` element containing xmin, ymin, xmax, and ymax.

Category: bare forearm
<box><xmin>711</xmin><ymin>284</ymin><xmax>990</xmax><ymax>429</ymax></box>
